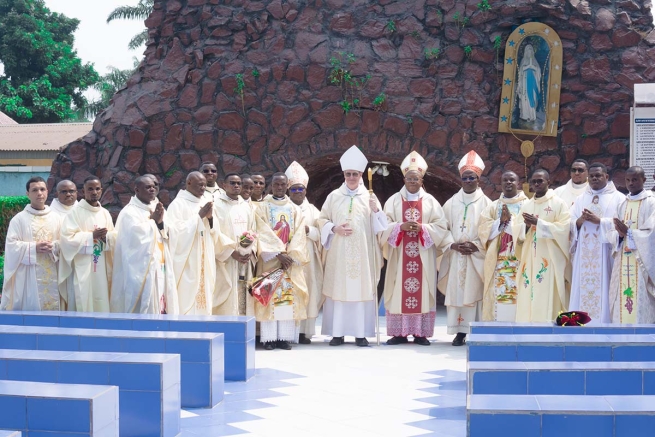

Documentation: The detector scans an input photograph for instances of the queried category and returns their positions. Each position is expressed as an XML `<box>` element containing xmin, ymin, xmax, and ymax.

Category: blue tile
<box><xmin>0</xmin><ymin>333</ymin><xmax>36</xmax><ymax>349</ymax></box>
<box><xmin>94</xmin><ymin>318</ymin><xmax>133</xmax><ymax>330</ymax></box>
<box><xmin>166</xmin><ymin>339</ymin><xmax>211</xmax><ymax>362</ymax></box>
<box><xmin>124</xmin><ymin>338</ymin><xmax>166</xmax><ymax>354</ymax></box>
<box><xmin>119</xmin><ymin>390</ymin><xmax>162</xmax><ymax>437</ymax></box>
<box><xmin>59</xmin><ymin>317</ymin><xmax>95</xmax><ymax>328</ymax></box>
<box><xmin>163</xmin><ymin>384</ymin><xmax>181</xmax><ymax>437</ymax></box>
<box><xmin>528</xmin><ymin>371</ymin><xmax>585</xmax><ymax>395</ymax></box>
<box><xmin>517</xmin><ymin>345</ymin><xmax>564</xmax><ymax>361</ymax></box>
<box><xmin>513</xmin><ymin>327</ymin><xmax>554</xmax><ymax>334</ymax></box>
<box><xmin>471</xmin><ymin>371</ymin><xmax>527</xmax><ymax>395</ymax></box>
<box><xmin>224</xmin><ymin>340</ymin><xmax>254</xmax><ymax>381</ymax></box>
<box><xmin>644</xmin><ymin>371</ymin><xmax>655</xmax><ymax>395</ymax></box>
<box><xmin>616</xmin><ymin>415</ymin><xmax>655</xmax><ymax>436</ymax></box>
<box><xmin>614</xmin><ymin>346</ymin><xmax>655</xmax><ymax>361</ymax></box>
<box><xmin>169</xmin><ymin>321</ymin><xmax>211</xmax><ymax>333</ymax></box>
<box><xmin>0</xmin><ymin>395</ymin><xmax>27</xmax><ymax>429</ymax></box>
<box><xmin>131</xmin><ymin>319</ymin><xmax>170</xmax><ymax>331</ymax></box>
<box><xmin>587</xmin><ymin>371</ymin><xmax>642</xmax><ymax>395</ymax></box>
<box><xmin>109</xmin><ymin>363</ymin><xmax>162</xmax><ymax>391</ymax></box>
<box><xmin>0</xmin><ymin>313</ymin><xmax>25</xmax><ymax>325</ymax></box>
<box><xmin>211</xmin><ymin>359</ymin><xmax>225</xmax><ymax>406</ymax></box>
<box><xmin>181</xmin><ymin>362</ymin><xmax>211</xmax><ymax>408</ymax></box>
<box><xmin>542</xmin><ymin>414</ymin><xmax>613</xmax><ymax>437</ymax></box>
<box><xmin>0</xmin><ymin>360</ymin><xmax>6</xmax><ymax>378</ymax></box>
<box><xmin>37</xmin><ymin>334</ymin><xmax>80</xmax><ymax>351</ymax></box>
<box><xmin>22</xmin><ymin>315</ymin><xmax>59</xmax><ymax>327</ymax></box>
<box><xmin>27</xmin><ymin>398</ymin><xmax>91</xmax><ymax>432</ymax></box>
<box><xmin>469</xmin><ymin>413</ymin><xmax>540</xmax><ymax>437</ymax></box>
<box><xmin>468</xmin><ymin>345</ymin><xmax>516</xmax><ymax>361</ymax></box>
<box><xmin>6</xmin><ymin>359</ymin><xmax>57</xmax><ymax>383</ymax></box>
<box><xmin>470</xmin><ymin>326</ymin><xmax>514</xmax><ymax>334</ymax></box>
<box><xmin>595</xmin><ymin>327</ymin><xmax>634</xmax><ymax>335</ymax></box>
<box><xmin>58</xmin><ymin>361</ymin><xmax>110</xmax><ymax>385</ymax></box>
<box><xmin>564</xmin><ymin>346</ymin><xmax>612</xmax><ymax>361</ymax></box>
<box><xmin>79</xmin><ymin>335</ymin><xmax>123</xmax><ymax>352</ymax></box>
<box><xmin>25</xmin><ymin>432</ymin><xmax>89</xmax><ymax>437</ymax></box>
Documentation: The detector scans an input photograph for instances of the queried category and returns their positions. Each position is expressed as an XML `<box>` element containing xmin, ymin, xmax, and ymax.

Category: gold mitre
<box><xmin>401</xmin><ymin>151</ymin><xmax>428</xmax><ymax>177</ymax></box>
<box><xmin>285</xmin><ymin>161</ymin><xmax>309</xmax><ymax>188</ymax></box>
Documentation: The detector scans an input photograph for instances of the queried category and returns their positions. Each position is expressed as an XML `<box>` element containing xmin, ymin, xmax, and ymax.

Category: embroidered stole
<box><xmin>619</xmin><ymin>200</ymin><xmax>641</xmax><ymax>323</ymax></box>
<box><xmin>401</xmin><ymin>199</ymin><xmax>423</xmax><ymax>314</ymax></box>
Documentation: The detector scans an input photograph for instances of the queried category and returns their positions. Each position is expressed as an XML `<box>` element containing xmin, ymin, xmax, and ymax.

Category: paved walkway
<box><xmin>180</xmin><ymin>308</ymin><xmax>468</xmax><ymax>437</ymax></box>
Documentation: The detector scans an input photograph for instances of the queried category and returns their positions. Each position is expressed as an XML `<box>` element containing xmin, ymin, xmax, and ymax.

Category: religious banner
<box><xmin>498</xmin><ymin>22</ymin><xmax>563</xmax><ymax>138</ymax></box>
<box><xmin>402</xmin><ymin>199</ymin><xmax>423</xmax><ymax>314</ymax></box>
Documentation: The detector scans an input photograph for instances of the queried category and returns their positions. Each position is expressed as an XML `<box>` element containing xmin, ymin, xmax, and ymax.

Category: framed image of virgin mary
<box><xmin>498</xmin><ymin>23</ymin><xmax>563</xmax><ymax>137</ymax></box>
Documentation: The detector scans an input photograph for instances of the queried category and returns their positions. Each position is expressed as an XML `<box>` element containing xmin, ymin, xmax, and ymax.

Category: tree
<box><xmin>0</xmin><ymin>0</ymin><xmax>99</xmax><ymax>123</ymax></box>
<box><xmin>107</xmin><ymin>0</ymin><xmax>153</xmax><ymax>50</ymax></box>
<box><xmin>83</xmin><ymin>59</ymin><xmax>139</xmax><ymax>119</ymax></box>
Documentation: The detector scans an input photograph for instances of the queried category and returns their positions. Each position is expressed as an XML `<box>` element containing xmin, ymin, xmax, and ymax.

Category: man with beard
<box><xmin>479</xmin><ymin>171</ymin><xmax>528</xmax><ymax>322</ymax></box>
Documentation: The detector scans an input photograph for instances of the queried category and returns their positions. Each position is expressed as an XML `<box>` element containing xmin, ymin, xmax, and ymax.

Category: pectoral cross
<box><xmin>544</xmin><ymin>206</ymin><xmax>553</xmax><ymax>215</ymax></box>
<box><xmin>459</xmin><ymin>221</ymin><xmax>467</xmax><ymax>232</ymax></box>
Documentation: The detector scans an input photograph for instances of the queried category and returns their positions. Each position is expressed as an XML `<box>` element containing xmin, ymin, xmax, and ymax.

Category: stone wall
<box><xmin>49</xmin><ymin>0</ymin><xmax>654</xmax><ymax>213</ymax></box>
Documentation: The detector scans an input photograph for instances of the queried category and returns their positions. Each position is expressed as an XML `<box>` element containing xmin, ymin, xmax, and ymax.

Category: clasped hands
<box><xmin>400</xmin><ymin>221</ymin><xmax>421</xmax><ymax>232</ymax></box>
<box><xmin>198</xmin><ymin>202</ymin><xmax>213</xmax><ymax>220</ymax></box>
<box><xmin>523</xmin><ymin>213</ymin><xmax>538</xmax><ymax>231</ymax></box>
<box><xmin>613</xmin><ymin>218</ymin><xmax>629</xmax><ymax>238</ymax></box>
<box><xmin>149</xmin><ymin>202</ymin><xmax>165</xmax><ymax>224</ymax></box>
<box><xmin>35</xmin><ymin>241</ymin><xmax>54</xmax><ymax>253</ymax></box>
<box><xmin>92</xmin><ymin>228</ymin><xmax>108</xmax><ymax>243</ymax></box>
<box><xmin>231</xmin><ymin>251</ymin><xmax>250</xmax><ymax>264</ymax></box>
<box><xmin>576</xmin><ymin>208</ymin><xmax>601</xmax><ymax>229</ymax></box>
<box><xmin>451</xmin><ymin>241</ymin><xmax>479</xmax><ymax>255</ymax></box>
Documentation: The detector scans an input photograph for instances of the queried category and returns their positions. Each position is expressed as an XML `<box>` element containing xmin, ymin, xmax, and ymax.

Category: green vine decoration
<box><xmin>234</xmin><ymin>73</ymin><xmax>246</xmax><ymax>115</ymax></box>
<box><xmin>477</xmin><ymin>0</ymin><xmax>491</xmax><ymax>12</ymax></box>
<box><xmin>330</xmin><ymin>52</ymin><xmax>372</xmax><ymax>113</ymax></box>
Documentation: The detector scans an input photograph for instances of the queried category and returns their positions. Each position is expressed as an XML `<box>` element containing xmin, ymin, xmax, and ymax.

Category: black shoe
<box><xmin>299</xmin><ymin>334</ymin><xmax>312</xmax><ymax>344</ymax></box>
<box><xmin>452</xmin><ymin>333</ymin><xmax>466</xmax><ymax>346</ymax></box>
<box><xmin>276</xmin><ymin>340</ymin><xmax>292</xmax><ymax>350</ymax></box>
<box><xmin>329</xmin><ymin>336</ymin><xmax>344</xmax><ymax>346</ymax></box>
<box><xmin>386</xmin><ymin>336</ymin><xmax>409</xmax><ymax>345</ymax></box>
<box><xmin>414</xmin><ymin>336</ymin><xmax>431</xmax><ymax>346</ymax></box>
<box><xmin>355</xmin><ymin>337</ymin><xmax>369</xmax><ymax>347</ymax></box>
<box><xmin>264</xmin><ymin>342</ymin><xmax>276</xmax><ymax>350</ymax></box>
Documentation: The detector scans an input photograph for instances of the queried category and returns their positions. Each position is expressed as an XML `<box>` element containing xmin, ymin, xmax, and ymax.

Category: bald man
<box><xmin>50</xmin><ymin>180</ymin><xmax>78</xmax><ymax>217</ymax></box>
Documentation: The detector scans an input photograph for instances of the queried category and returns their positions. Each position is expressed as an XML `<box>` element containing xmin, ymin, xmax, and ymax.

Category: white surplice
<box><xmin>59</xmin><ymin>200</ymin><xmax>116</xmax><ymax>313</ymax></box>
<box><xmin>318</xmin><ymin>183</ymin><xmax>387</xmax><ymax>338</ymax></box>
<box><xmin>110</xmin><ymin>196</ymin><xmax>179</xmax><ymax>315</ymax></box>
<box><xmin>569</xmin><ymin>182</ymin><xmax>625</xmax><ymax>324</ymax></box>
<box><xmin>438</xmin><ymin>188</ymin><xmax>492</xmax><ymax>334</ymax></box>
<box><xmin>1</xmin><ymin>205</ymin><xmax>62</xmax><ymax>311</ymax></box>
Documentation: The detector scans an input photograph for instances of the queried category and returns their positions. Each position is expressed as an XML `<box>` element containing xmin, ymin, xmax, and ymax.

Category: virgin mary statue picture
<box><xmin>517</xmin><ymin>44</ymin><xmax>541</xmax><ymax>125</ymax></box>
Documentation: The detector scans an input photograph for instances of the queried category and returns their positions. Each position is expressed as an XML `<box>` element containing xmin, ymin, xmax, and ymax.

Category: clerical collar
<box><xmin>406</xmin><ymin>191</ymin><xmax>420</xmax><ymax>201</ymax></box>
<box><xmin>628</xmin><ymin>189</ymin><xmax>645</xmax><ymax>199</ymax></box>
<box><xmin>503</xmin><ymin>193</ymin><xmax>520</xmax><ymax>199</ymax></box>
<box><xmin>346</xmin><ymin>187</ymin><xmax>359</xmax><ymax>195</ymax></box>
<box><xmin>273</xmin><ymin>195</ymin><xmax>286</xmax><ymax>201</ymax></box>
<box><xmin>572</xmin><ymin>181</ymin><xmax>587</xmax><ymax>189</ymax></box>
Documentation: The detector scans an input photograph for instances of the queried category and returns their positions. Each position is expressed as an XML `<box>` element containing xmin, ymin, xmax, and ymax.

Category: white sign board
<box><xmin>631</xmin><ymin>106</ymin><xmax>655</xmax><ymax>191</ymax></box>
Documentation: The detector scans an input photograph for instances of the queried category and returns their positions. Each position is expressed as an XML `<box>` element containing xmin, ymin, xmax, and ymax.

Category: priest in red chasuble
<box><xmin>381</xmin><ymin>152</ymin><xmax>453</xmax><ymax>345</ymax></box>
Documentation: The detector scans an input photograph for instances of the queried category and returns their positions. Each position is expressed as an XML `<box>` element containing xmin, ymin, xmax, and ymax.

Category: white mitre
<box><xmin>285</xmin><ymin>161</ymin><xmax>309</xmax><ymax>187</ymax></box>
<box><xmin>401</xmin><ymin>151</ymin><xmax>428</xmax><ymax>177</ymax></box>
<box><xmin>340</xmin><ymin>145</ymin><xmax>368</xmax><ymax>172</ymax></box>
<box><xmin>458</xmin><ymin>150</ymin><xmax>485</xmax><ymax>177</ymax></box>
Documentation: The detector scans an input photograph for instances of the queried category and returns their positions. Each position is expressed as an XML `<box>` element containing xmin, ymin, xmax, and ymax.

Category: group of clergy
<box><xmin>2</xmin><ymin>146</ymin><xmax>655</xmax><ymax>349</ymax></box>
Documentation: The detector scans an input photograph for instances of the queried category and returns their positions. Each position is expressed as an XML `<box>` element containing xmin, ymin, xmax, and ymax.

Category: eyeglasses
<box><xmin>203</xmin><ymin>169</ymin><xmax>217</xmax><ymax>174</ymax></box>
<box><xmin>228</xmin><ymin>181</ymin><xmax>241</xmax><ymax>186</ymax></box>
<box><xmin>530</xmin><ymin>179</ymin><xmax>545</xmax><ymax>184</ymax></box>
<box><xmin>289</xmin><ymin>187</ymin><xmax>305</xmax><ymax>193</ymax></box>
<box><xmin>344</xmin><ymin>172</ymin><xmax>361</xmax><ymax>178</ymax></box>
<box><xmin>461</xmin><ymin>177</ymin><xmax>477</xmax><ymax>182</ymax></box>
<box><xmin>571</xmin><ymin>168</ymin><xmax>586</xmax><ymax>174</ymax></box>
<box><xmin>252</xmin><ymin>181</ymin><xmax>265</xmax><ymax>186</ymax></box>
<box><xmin>404</xmin><ymin>178</ymin><xmax>420</xmax><ymax>183</ymax></box>
<box><xmin>59</xmin><ymin>190</ymin><xmax>77</xmax><ymax>195</ymax></box>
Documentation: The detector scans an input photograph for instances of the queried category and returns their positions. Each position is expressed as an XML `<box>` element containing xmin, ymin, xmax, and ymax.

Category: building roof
<box><xmin>0</xmin><ymin>123</ymin><xmax>93</xmax><ymax>151</ymax></box>
<box><xmin>0</xmin><ymin>110</ymin><xmax>18</xmax><ymax>126</ymax></box>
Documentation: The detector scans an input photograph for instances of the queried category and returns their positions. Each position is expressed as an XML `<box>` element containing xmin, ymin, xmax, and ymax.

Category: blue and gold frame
<box><xmin>498</xmin><ymin>22</ymin><xmax>563</xmax><ymax>138</ymax></box>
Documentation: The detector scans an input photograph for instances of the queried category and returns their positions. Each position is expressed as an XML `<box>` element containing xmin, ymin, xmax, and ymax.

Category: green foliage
<box><xmin>464</xmin><ymin>45</ymin><xmax>473</xmax><ymax>58</ymax></box>
<box><xmin>493</xmin><ymin>36</ymin><xmax>502</xmax><ymax>50</ymax></box>
<box><xmin>252</xmin><ymin>68</ymin><xmax>260</xmax><ymax>78</ymax></box>
<box><xmin>453</xmin><ymin>12</ymin><xmax>469</xmax><ymax>28</ymax></box>
<box><xmin>340</xmin><ymin>100</ymin><xmax>353</xmax><ymax>114</ymax></box>
<box><xmin>424</xmin><ymin>48</ymin><xmax>440</xmax><ymax>60</ymax></box>
<box><xmin>107</xmin><ymin>0</ymin><xmax>153</xmax><ymax>50</ymax></box>
<box><xmin>373</xmin><ymin>93</ymin><xmax>386</xmax><ymax>111</ymax></box>
<box><xmin>83</xmin><ymin>62</ymin><xmax>137</xmax><ymax>119</ymax></box>
<box><xmin>0</xmin><ymin>196</ymin><xmax>30</xmax><ymax>257</ymax></box>
<box><xmin>477</xmin><ymin>0</ymin><xmax>491</xmax><ymax>12</ymax></box>
<box><xmin>406</xmin><ymin>114</ymin><xmax>413</xmax><ymax>124</ymax></box>
<box><xmin>0</xmin><ymin>0</ymin><xmax>99</xmax><ymax>123</ymax></box>
<box><xmin>330</xmin><ymin>52</ymin><xmax>369</xmax><ymax>113</ymax></box>
<box><xmin>411</xmin><ymin>30</ymin><xmax>421</xmax><ymax>40</ymax></box>
<box><xmin>234</xmin><ymin>73</ymin><xmax>245</xmax><ymax>115</ymax></box>
<box><xmin>385</xmin><ymin>19</ymin><xmax>396</xmax><ymax>34</ymax></box>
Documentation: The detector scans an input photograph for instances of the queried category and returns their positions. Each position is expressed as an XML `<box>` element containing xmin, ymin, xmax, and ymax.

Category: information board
<box><xmin>631</xmin><ymin>106</ymin><xmax>655</xmax><ymax>191</ymax></box>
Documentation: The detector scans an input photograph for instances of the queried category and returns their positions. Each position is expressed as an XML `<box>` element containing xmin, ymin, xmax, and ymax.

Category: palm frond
<box><xmin>128</xmin><ymin>29</ymin><xmax>149</xmax><ymax>50</ymax></box>
<box><xmin>106</xmin><ymin>0</ymin><xmax>153</xmax><ymax>23</ymax></box>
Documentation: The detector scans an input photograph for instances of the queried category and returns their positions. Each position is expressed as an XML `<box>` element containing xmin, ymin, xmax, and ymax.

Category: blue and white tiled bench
<box><xmin>470</xmin><ymin>321</ymin><xmax>655</xmax><ymax>335</ymax></box>
<box><xmin>0</xmin><ymin>349</ymin><xmax>179</xmax><ymax>437</ymax></box>
<box><xmin>0</xmin><ymin>380</ymin><xmax>118</xmax><ymax>436</ymax></box>
<box><xmin>0</xmin><ymin>325</ymin><xmax>223</xmax><ymax>408</ymax></box>
<box><xmin>468</xmin><ymin>394</ymin><xmax>655</xmax><ymax>437</ymax></box>
<box><xmin>468</xmin><ymin>333</ymin><xmax>655</xmax><ymax>362</ymax></box>
<box><xmin>0</xmin><ymin>311</ymin><xmax>254</xmax><ymax>381</ymax></box>
<box><xmin>468</xmin><ymin>361</ymin><xmax>655</xmax><ymax>396</ymax></box>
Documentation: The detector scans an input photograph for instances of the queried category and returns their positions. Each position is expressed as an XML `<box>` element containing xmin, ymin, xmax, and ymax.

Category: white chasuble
<box><xmin>479</xmin><ymin>192</ymin><xmax>528</xmax><ymax>322</ymax></box>
<box><xmin>1</xmin><ymin>206</ymin><xmax>62</xmax><ymax>311</ymax></box>
<box><xmin>298</xmin><ymin>199</ymin><xmax>324</xmax><ymax>336</ymax></box>
<box><xmin>554</xmin><ymin>180</ymin><xmax>589</xmax><ymax>209</ymax></box>
<box><xmin>318</xmin><ymin>183</ymin><xmax>387</xmax><ymax>338</ymax></box>
<box><xmin>254</xmin><ymin>195</ymin><xmax>309</xmax><ymax>322</ymax></box>
<box><xmin>438</xmin><ymin>188</ymin><xmax>491</xmax><ymax>335</ymax></box>
<box><xmin>569</xmin><ymin>183</ymin><xmax>625</xmax><ymax>324</ymax></box>
<box><xmin>608</xmin><ymin>191</ymin><xmax>655</xmax><ymax>324</ymax></box>
<box><xmin>59</xmin><ymin>200</ymin><xmax>116</xmax><ymax>313</ymax></box>
<box><xmin>167</xmin><ymin>190</ymin><xmax>228</xmax><ymax>315</ymax></box>
<box><xmin>512</xmin><ymin>189</ymin><xmax>570</xmax><ymax>322</ymax></box>
<box><xmin>49</xmin><ymin>199</ymin><xmax>76</xmax><ymax>310</ymax></box>
<box><xmin>110</xmin><ymin>197</ymin><xmax>179</xmax><ymax>315</ymax></box>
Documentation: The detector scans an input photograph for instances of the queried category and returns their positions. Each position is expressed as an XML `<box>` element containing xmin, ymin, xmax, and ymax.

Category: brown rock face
<box><xmin>50</xmin><ymin>0</ymin><xmax>651</xmax><ymax>211</ymax></box>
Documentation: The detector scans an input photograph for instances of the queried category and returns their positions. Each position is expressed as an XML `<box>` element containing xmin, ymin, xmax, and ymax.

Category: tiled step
<box><xmin>0</xmin><ymin>380</ymin><xmax>118</xmax><ymax>436</ymax></box>
<box><xmin>0</xmin><ymin>349</ymin><xmax>179</xmax><ymax>437</ymax></box>
<box><xmin>468</xmin><ymin>394</ymin><xmax>655</xmax><ymax>437</ymax></box>
<box><xmin>468</xmin><ymin>361</ymin><xmax>655</xmax><ymax>396</ymax></box>
<box><xmin>470</xmin><ymin>321</ymin><xmax>655</xmax><ymax>335</ymax></box>
<box><xmin>0</xmin><ymin>311</ymin><xmax>254</xmax><ymax>381</ymax></box>
<box><xmin>0</xmin><ymin>431</ymin><xmax>21</xmax><ymax>436</ymax></box>
<box><xmin>467</xmin><ymin>333</ymin><xmax>655</xmax><ymax>362</ymax></box>
<box><xmin>0</xmin><ymin>325</ymin><xmax>223</xmax><ymax>408</ymax></box>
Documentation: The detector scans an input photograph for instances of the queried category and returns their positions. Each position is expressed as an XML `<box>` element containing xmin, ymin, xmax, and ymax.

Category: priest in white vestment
<box><xmin>200</xmin><ymin>162</ymin><xmax>225</xmax><ymax>201</ymax></box>
<box><xmin>167</xmin><ymin>172</ymin><xmax>227</xmax><ymax>315</ymax></box>
<box><xmin>110</xmin><ymin>176</ymin><xmax>179</xmax><ymax>314</ymax></box>
<box><xmin>382</xmin><ymin>152</ymin><xmax>452</xmax><ymax>345</ymax></box>
<box><xmin>49</xmin><ymin>179</ymin><xmax>77</xmax><ymax>310</ymax></box>
<box><xmin>240</xmin><ymin>174</ymin><xmax>255</xmax><ymax>203</ymax></box>
<box><xmin>512</xmin><ymin>170</ymin><xmax>571</xmax><ymax>322</ymax></box>
<box><xmin>479</xmin><ymin>171</ymin><xmax>528</xmax><ymax>322</ymax></box>
<box><xmin>1</xmin><ymin>177</ymin><xmax>63</xmax><ymax>311</ymax></box>
<box><xmin>438</xmin><ymin>151</ymin><xmax>491</xmax><ymax>346</ymax></box>
<box><xmin>59</xmin><ymin>176</ymin><xmax>116</xmax><ymax>313</ymax></box>
<box><xmin>286</xmin><ymin>161</ymin><xmax>324</xmax><ymax>344</ymax></box>
<box><xmin>554</xmin><ymin>159</ymin><xmax>589</xmax><ymax>208</ymax></box>
<box><xmin>607</xmin><ymin>167</ymin><xmax>655</xmax><ymax>324</ymax></box>
<box><xmin>318</xmin><ymin>145</ymin><xmax>387</xmax><ymax>347</ymax></box>
<box><xmin>251</xmin><ymin>173</ymin><xmax>267</xmax><ymax>202</ymax></box>
<box><xmin>569</xmin><ymin>164</ymin><xmax>625</xmax><ymax>324</ymax></box>
<box><xmin>212</xmin><ymin>174</ymin><xmax>283</xmax><ymax>316</ymax></box>
<box><xmin>254</xmin><ymin>172</ymin><xmax>309</xmax><ymax>350</ymax></box>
